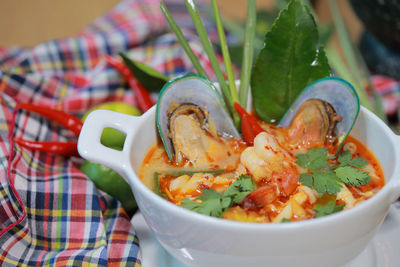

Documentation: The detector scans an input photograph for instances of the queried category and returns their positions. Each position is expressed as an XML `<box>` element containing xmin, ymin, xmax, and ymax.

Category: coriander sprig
<box><xmin>296</xmin><ymin>147</ymin><xmax>329</xmax><ymax>171</ymax></box>
<box><xmin>297</xmin><ymin>148</ymin><xmax>371</xmax><ymax>195</ymax></box>
<box><xmin>334</xmin><ymin>150</ymin><xmax>371</xmax><ymax>187</ymax></box>
<box><xmin>337</xmin><ymin>150</ymin><xmax>368</xmax><ymax>168</ymax></box>
<box><xmin>300</xmin><ymin>171</ymin><xmax>342</xmax><ymax>195</ymax></box>
<box><xmin>181</xmin><ymin>174</ymin><xmax>256</xmax><ymax>217</ymax></box>
<box><xmin>314</xmin><ymin>199</ymin><xmax>344</xmax><ymax>218</ymax></box>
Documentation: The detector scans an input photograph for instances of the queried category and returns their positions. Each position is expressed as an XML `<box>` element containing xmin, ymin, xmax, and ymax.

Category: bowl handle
<box><xmin>77</xmin><ymin>110</ymin><xmax>141</xmax><ymax>177</ymax></box>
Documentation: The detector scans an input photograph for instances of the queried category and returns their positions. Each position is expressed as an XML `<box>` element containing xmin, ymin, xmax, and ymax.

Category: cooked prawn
<box><xmin>240</xmin><ymin>132</ymin><xmax>299</xmax><ymax>196</ymax></box>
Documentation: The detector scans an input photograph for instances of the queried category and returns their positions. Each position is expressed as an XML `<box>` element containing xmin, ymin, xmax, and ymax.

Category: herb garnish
<box><xmin>181</xmin><ymin>174</ymin><xmax>257</xmax><ymax>217</ymax></box>
<box><xmin>296</xmin><ymin>147</ymin><xmax>329</xmax><ymax>171</ymax></box>
<box><xmin>297</xmin><ymin>148</ymin><xmax>371</xmax><ymax>195</ymax></box>
<box><xmin>153</xmin><ymin>172</ymin><xmax>166</xmax><ymax>198</ymax></box>
<box><xmin>299</xmin><ymin>171</ymin><xmax>342</xmax><ymax>195</ymax></box>
<box><xmin>314</xmin><ymin>199</ymin><xmax>344</xmax><ymax>218</ymax></box>
<box><xmin>335</xmin><ymin>150</ymin><xmax>371</xmax><ymax>187</ymax></box>
<box><xmin>223</xmin><ymin>174</ymin><xmax>258</xmax><ymax>204</ymax></box>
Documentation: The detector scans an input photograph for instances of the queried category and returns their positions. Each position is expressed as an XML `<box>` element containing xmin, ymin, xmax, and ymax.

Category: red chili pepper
<box><xmin>14</xmin><ymin>138</ymin><xmax>80</xmax><ymax>157</ymax></box>
<box><xmin>234</xmin><ymin>102</ymin><xmax>264</xmax><ymax>134</ymax></box>
<box><xmin>14</xmin><ymin>104</ymin><xmax>82</xmax><ymax>157</ymax></box>
<box><xmin>17</xmin><ymin>103</ymin><xmax>82</xmax><ymax>136</ymax></box>
<box><xmin>240</xmin><ymin>114</ymin><xmax>257</xmax><ymax>146</ymax></box>
<box><xmin>234</xmin><ymin>102</ymin><xmax>264</xmax><ymax>145</ymax></box>
<box><xmin>105</xmin><ymin>55</ymin><xmax>154</xmax><ymax>112</ymax></box>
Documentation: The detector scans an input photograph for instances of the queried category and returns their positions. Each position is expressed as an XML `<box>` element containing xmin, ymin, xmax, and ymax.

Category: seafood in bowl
<box><xmin>77</xmin><ymin>1</ymin><xmax>400</xmax><ymax>265</ymax></box>
<box><xmin>139</xmin><ymin>75</ymin><xmax>384</xmax><ymax>223</ymax></box>
<box><xmin>77</xmin><ymin>75</ymin><xmax>400</xmax><ymax>267</ymax></box>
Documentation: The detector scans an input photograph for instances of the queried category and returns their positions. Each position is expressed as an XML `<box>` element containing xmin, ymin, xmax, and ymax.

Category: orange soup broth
<box><xmin>139</xmin><ymin>130</ymin><xmax>384</xmax><ymax>222</ymax></box>
<box><xmin>343</xmin><ymin>135</ymin><xmax>385</xmax><ymax>195</ymax></box>
<box><xmin>139</xmin><ymin>137</ymin><xmax>247</xmax><ymax>201</ymax></box>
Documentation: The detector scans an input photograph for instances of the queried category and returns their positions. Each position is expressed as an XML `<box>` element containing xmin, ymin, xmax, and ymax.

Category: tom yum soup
<box><xmin>139</xmin><ymin>78</ymin><xmax>384</xmax><ymax>223</ymax></box>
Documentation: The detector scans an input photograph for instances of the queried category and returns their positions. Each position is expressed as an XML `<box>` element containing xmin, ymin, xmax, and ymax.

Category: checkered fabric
<box><xmin>0</xmin><ymin>0</ymin><xmax>218</xmax><ymax>266</ymax></box>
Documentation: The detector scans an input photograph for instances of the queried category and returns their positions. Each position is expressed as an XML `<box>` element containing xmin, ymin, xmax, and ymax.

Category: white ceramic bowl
<box><xmin>78</xmin><ymin>103</ymin><xmax>400</xmax><ymax>267</ymax></box>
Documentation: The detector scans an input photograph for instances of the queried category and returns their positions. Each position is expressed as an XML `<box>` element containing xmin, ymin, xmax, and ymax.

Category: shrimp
<box><xmin>241</xmin><ymin>184</ymin><xmax>278</xmax><ymax>209</ymax></box>
<box><xmin>240</xmin><ymin>132</ymin><xmax>299</xmax><ymax>196</ymax></box>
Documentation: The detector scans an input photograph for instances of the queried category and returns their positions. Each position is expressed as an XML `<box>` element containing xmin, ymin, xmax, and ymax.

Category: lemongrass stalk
<box><xmin>160</xmin><ymin>2</ymin><xmax>209</xmax><ymax>79</ymax></box>
<box><xmin>211</xmin><ymin>0</ymin><xmax>238</xmax><ymax>104</ymax></box>
<box><xmin>214</xmin><ymin>9</ymin><xmax>264</xmax><ymax>48</ymax></box>
<box><xmin>239</xmin><ymin>0</ymin><xmax>256</xmax><ymax>109</ymax></box>
<box><xmin>184</xmin><ymin>0</ymin><xmax>232</xmax><ymax>103</ymax></box>
<box><xmin>328</xmin><ymin>0</ymin><xmax>373</xmax><ymax>112</ymax></box>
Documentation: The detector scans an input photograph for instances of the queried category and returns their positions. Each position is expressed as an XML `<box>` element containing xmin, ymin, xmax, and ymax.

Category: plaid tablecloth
<box><xmin>0</xmin><ymin>0</ymin><xmax>217</xmax><ymax>265</ymax></box>
<box><xmin>1</xmin><ymin>0</ymin><xmax>400</xmax><ymax>266</ymax></box>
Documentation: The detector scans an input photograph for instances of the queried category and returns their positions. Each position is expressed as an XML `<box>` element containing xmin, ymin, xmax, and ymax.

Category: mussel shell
<box><xmin>167</xmin><ymin>102</ymin><xmax>208</xmax><ymax>162</ymax></box>
<box><xmin>156</xmin><ymin>74</ymin><xmax>240</xmax><ymax>161</ymax></box>
<box><xmin>279</xmin><ymin>77</ymin><xmax>360</xmax><ymax>150</ymax></box>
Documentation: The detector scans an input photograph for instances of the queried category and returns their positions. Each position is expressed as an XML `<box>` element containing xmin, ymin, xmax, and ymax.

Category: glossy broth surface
<box><xmin>139</xmin><ymin>120</ymin><xmax>384</xmax><ymax>223</ymax></box>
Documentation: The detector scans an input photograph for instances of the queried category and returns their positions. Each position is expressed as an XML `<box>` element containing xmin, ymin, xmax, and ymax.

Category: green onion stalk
<box><xmin>160</xmin><ymin>2</ymin><xmax>209</xmax><ymax>79</ymax></box>
<box><xmin>239</xmin><ymin>0</ymin><xmax>256</xmax><ymax>109</ymax></box>
<box><xmin>211</xmin><ymin>0</ymin><xmax>238</xmax><ymax>105</ymax></box>
<box><xmin>183</xmin><ymin>0</ymin><xmax>240</xmax><ymax>126</ymax></box>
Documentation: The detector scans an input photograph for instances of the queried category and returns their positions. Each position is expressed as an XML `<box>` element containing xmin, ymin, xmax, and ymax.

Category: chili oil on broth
<box><xmin>139</xmin><ymin>137</ymin><xmax>246</xmax><ymax>200</ymax></box>
<box><xmin>139</xmin><ymin>122</ymin><xmax>385</xmax><ymax>223</ymax></box>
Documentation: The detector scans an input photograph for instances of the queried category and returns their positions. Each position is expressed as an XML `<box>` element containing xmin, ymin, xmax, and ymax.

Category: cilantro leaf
<box><xmin>181</xmin><ymin>176</ymin><xmax>256</xmax><ymax>217</ymax></box>
<box><xmin>314</xmin><ymin>199</ymin><xmax>345</xmax><ymax>218</ymax></box>
<box><xmin>349</xmin><ymin>157</ymin><xmax>368</xmax><ymax>168</ymax></box>
<box><xmin>198</xmin><ymin>189</ymin><xmax>224</xmax><ymax>200</ymax></box>
<box><xmin>223</xmin><ymin>174</ymin><xmax>257</xmax><ymax>204</ymax></box>
<box><xmin>299</xmin><ymin>149</ymin><xmax>372</xmax><ymax>194</ymax></box>
<box><xmin>335</xmin><ymin>166</ymin><xmax>371</xmax><ymax>187</ymax></box>
<box><xmin>181</xmin><ymin>190</ymin><xmax>233</xmax><ymax>217</ymax></box>
<box><xmin>300</xmin><ymin>171</ymin><xmax>342</xmax><ymax>195</ymax></box>
<box><xmin>337</xmin><ymin>150</ymin><xmax>352</xmax><ymax>166</ymax></box>
<box><xmin>281</xmin><ymin>218</ymin><xmax>292</xmax><ymax>223</ymax></box>
<box><xmin>182</xmin><ymin>198</ymin><xmax>225</xmax><ymax>216</ymax></box>
<box><xmin>181</xmin><ymin>198</ymin><xmax>201</xmax><ymax>210</ymax></box>
<box><xmin>299</xmin><ymin>173</ymin><xmax>313</xmax><ymax>187</ymax></box>
<box><xmin>236</xmin><ymin>174</ymin><xmax>257</xmax><ymax>192</ymax></box>
<box><xmin>338</xmin><ymin>150</ymin><xmax>368</xmax><ymax>168</ymax></box>
<box><xmin>313</xmin><ymin>171</ymin><xmax>342</xmax><ymax>195</ymax></box>
<box><xmin>296</xmin><ymin>147</ymin><xmax>329</xmax><ymax>171</ymax></box>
